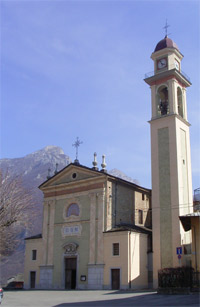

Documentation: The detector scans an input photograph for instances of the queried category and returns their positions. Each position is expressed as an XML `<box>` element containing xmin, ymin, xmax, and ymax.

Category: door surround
<box><xmin>62</xmin><ymin>242</ymin><xmax>79</xmax><ymax>289</ymax></box>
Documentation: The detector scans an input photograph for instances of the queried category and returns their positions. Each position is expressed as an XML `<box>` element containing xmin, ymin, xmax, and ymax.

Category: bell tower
<box><xmin>144</xmin><ymin>35</ymin><xmax>193</xmax><ymax>287</ymax></box>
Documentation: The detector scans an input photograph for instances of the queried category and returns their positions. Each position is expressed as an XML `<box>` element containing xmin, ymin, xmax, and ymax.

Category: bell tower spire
<box><xmin>144</xmin><ymin>36</ymin><xmax>193</xmax><ymax>288</ymax></box>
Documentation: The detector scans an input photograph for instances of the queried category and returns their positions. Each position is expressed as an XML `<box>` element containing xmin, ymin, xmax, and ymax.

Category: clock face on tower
<box><xmin>175</xmin><ymin>60</ymin><xmax>180</xmax><ymax>70</ymax></box>
<box><xmin>157</xmin><ymin>58</ymin><xmax>167</xmax><ymax>70</ymax></box>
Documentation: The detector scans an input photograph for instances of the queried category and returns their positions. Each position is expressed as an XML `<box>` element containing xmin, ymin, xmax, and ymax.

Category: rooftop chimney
<box><xmin>54</xmin><ymin>163</ymin><xmax>58</xmax><ymax>175</ymax></box>
<box><xmin>47</xmin><ymin>168</ymin><xmax>51</xmax><ymax>179</ymax></box>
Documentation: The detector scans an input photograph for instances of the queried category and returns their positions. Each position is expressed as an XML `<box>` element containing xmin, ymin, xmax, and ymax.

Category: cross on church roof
<box><xmin>163</xmin><ymin>19</ymin><xmax>170</xmax><ymax>37</ymax></box>
<box><xmin>72</xmin><ymin>137</ymin><xmax>83</xmax><ymax>164</ymax></box>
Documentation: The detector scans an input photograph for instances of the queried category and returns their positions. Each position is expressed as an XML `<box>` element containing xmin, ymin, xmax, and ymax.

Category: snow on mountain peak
<box><xmin>30</xmin><ymin>145</ymin><xmax>65</xmax><ymax>157</ymax></box>
<box><xmin>43</xmin><ymin>145</ymin><xmax>65</xmax><ymax>155</ymax></box>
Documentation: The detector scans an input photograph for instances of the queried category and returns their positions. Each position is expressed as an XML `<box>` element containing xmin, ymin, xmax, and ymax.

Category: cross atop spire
<box><xmin>163</xmin><ymin>19</ymin><xmax>170</xmax><ymax>37</ymax></box>
<box><xmin>72</xmin><ymin>137</ymin><xmax>83</xmax><ymax>164</ymax></box>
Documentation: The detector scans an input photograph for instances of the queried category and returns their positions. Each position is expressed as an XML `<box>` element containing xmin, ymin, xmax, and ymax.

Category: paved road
<box><xmin>1</xmin><ymin>290</ymin><xmax>200</xmax><ymax>307</ymax></box>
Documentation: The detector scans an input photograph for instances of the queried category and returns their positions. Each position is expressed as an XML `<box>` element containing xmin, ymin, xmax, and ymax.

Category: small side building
<box><xmin>180</xmin><ymin>212</ymin><xmax>200</xmax><ymax>273</ymax></box>
<box><xmin>103</xmin><ymin>225</ymin><xmax>152</xmax><ymax>290</ymax></box>
<box><xmin>24</xmin><ymin>235</ymin><xmax>42</xmax><ymax>289</ymax></box>
<box><xmin>180</xmin><ymin>188</ymin><xmax>200</xmax><ymax>273</ymax></box>
<box><xmin>24</xmin><ymin>161</ymin><xmax>152</xmax><ymax>290</ymax></box>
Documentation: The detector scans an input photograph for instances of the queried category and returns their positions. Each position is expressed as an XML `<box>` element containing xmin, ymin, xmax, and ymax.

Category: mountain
<box><xmin>0</xmin><ymin>146</ymin><xmax>138</xmax><ymax>284</ymax></box>
<box><xmin>0</xmin><ymin>146</ymin><xmax>71</xmax><ymax>284</ymax></box>
<box><xmin>109</xmin><ymin>168</ymin><xmax>139</xmax><ymax>185</ymax></box>
<box><xmin>0</xmin><ymin>145</ymin><xmax>71</xmax><ymax>186</ymax></box>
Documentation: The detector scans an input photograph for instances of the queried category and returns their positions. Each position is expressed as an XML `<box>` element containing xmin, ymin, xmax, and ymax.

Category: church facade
<box><xmin>24</xmin><ymin>161</ymin><xmax>152</xmax><ymax>290</ymax></box>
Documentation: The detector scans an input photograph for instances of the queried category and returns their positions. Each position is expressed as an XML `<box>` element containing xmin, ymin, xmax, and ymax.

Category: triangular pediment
<box><xmin>39</xmin><ymin>163</ymin><xmax>106</xmax><ymax>189</ymax></box>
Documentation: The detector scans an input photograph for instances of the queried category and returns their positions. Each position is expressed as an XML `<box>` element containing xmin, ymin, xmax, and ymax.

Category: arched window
<box><xmin>156</xmin><ymin>85</ymin><xmax>169</xmax><ymax>116</ymax></box>
<box><xmin>66</xmin><ymin>203</ymin><xmax>80</xmax><ymax>217</ymax></box>
<box><xmin>177</xmin><ymin>87</ymin><xmax>184</xmax><ymax>118</ymax></box>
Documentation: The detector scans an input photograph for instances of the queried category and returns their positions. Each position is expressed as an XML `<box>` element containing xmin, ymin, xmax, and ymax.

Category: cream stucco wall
<box><xmin>103</xmin><ymin>232</ymin><xmax>128</xmax><ymax>289</ymax></box>
<box><xmin>129</xmin><ymin>232</ymin><xmax>148</xmax><ymax>288</ymax></box>
<box><xmin>103</xmin><ymin>231</ymin><xmax>149</xmax><ymax>289</ymax></box>
<box><xmin>24</xmin><ymin>238</ymin><xmax>43</xmax><ymax>289</ymax></box>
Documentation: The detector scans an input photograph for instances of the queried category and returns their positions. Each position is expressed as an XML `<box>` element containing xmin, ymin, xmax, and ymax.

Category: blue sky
<box><xmin>1</xmin><ymin>0</ymin><xmax>200</xmax><ymax>189</ymax></box>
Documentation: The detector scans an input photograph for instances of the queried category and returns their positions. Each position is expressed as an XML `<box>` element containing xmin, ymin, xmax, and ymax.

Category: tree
<box><xmin>0</xmin><ymin>170</ymin><xmax>34</xmax><ymax>259</ymax></box>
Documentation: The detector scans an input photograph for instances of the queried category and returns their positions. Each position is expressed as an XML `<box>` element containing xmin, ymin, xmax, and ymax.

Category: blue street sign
<box><xmin>176</xmin><ymin>247</ymin><xmax>182</xmax><ymax>255</ymax></box>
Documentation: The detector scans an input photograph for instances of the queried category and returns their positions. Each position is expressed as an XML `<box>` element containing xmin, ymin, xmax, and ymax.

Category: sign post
<box><xmin>176</xmin><ymin>247</ymin><xmax>182</xmax><ymax>266</ymax></box>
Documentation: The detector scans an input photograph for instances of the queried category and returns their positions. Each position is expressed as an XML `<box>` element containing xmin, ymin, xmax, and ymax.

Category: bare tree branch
<box><xmin>0</xmin><ymin>169</ymin><xmax>35</xmax><ymax>259</ymax></box>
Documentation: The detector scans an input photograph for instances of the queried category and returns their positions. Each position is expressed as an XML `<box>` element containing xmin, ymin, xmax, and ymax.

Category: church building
<box><xmin>24</xmin><ymin>33</ymin><xmax>195</xmax><ymax>290</ymax></box>
<box><xmin>24</xmin><ymin>155</ymin><xmax>152</xmax><ymax>290</ymax></box>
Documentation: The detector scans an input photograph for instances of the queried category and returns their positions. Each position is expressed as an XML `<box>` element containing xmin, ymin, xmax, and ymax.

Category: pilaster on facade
<box><xmin>42</xmin><ymin>200</ymin><xmax>49</xmax><ymax>265</ymax></box>
<box><xmin>168</xmin><ymin>78</ymin><xmax>176</xmax><ymax>114</ymax></box>
<box><xmin>182</xmin><ymin>87</ymin><xmax>188</xmax><ymax>120</ymax></box>
<box><xmin>39</xmin><ymin>265</ymin><xmax>54</xmax><ymax>289</ymax></box>
<box><xmin>97</xmin><ymin>190</ymin><xmax>105</xmax><ymax>264</ymax></box>
<box><xmin>47</xmin><ymin>200</ymin><xmax>56</xmax><ymax>265</ymax></box>
<box><xmin>150</xmin><ymin>85</ymin><xmax>156</xmax><ymax>118</ymax></box>
<box><xmin>89</xmin><ymin>193</ymin><xmax>96</xmax><ymax>264</ymax></box>
<box><xmin>106</xmin><ymin>182</ymin><xmax>112</xmax><ymax>231</ymax></box>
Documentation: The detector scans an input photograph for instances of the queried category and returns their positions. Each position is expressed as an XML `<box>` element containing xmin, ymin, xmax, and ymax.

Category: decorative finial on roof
<box><xmin>54</xmin><ymin>163</ymin><xmax>58</xmax><ymax>175</ymax></box>
<box><xmin>163</xmin><ymin>19</ymin><xmax>170</xmax><ymax>37</ymax></box>
<box><xmin>47</xmin><ymin>168</ymin><xmax>51</xmax><ymax>179</ymax></box>
<box><xmin>101</xmin><ymin>154</ymin><xmax>107</xmax><ymax>172</ymax></box>
<box><xmin>92</xmin><ymin>152</ymin><xmax>98</xmax><ymax>170</ymax></box>
<box><xmin>72</xmin><ymin>137</ymin><xmax>83</xmax><ymax>165</ymax></box>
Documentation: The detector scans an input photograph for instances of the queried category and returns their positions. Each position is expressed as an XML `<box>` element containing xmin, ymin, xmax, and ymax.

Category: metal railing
<box><xmin>158</xmin><ymin>267</ymin><xmax>200</xmax><ymax>289</ymax></box>
<box><xmin>144</xmin><ymin>64</ymin><xmax>190</xmax><ymax>82</ymax></box>
<box><xmin>192</xmin><ymin>271</ymin><xmax>200</xmax><ymax>288</ymax></box>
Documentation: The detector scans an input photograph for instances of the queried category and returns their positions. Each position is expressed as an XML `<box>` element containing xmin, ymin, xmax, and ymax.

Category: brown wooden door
<box><xmin>111</xmin><ymin>269</ymin><xmax>120</xmax><ymax>290</ymax></box>
<box><xmin>30</xmin><ymin>271</ymin><xmax>36</xmax><ymax>289</ymax></box>
<box><xmin>65</xmin><ymin>258</ymin><xmax>77</xmax><ymax>289</ymax></box>
<box><xmin>65</xmin><ymin>269</ymin><xmax>72</xmax><ymax>289</ymax></box>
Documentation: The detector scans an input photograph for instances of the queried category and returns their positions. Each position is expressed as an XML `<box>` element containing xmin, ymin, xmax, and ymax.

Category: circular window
<box><xmin>72</xmin><ymin>173</ymin><xmax>77</xmax><ymax>179</ymax></box>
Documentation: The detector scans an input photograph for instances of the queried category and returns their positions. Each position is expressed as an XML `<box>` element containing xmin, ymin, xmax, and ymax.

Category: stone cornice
<box><xmin>41</xmin><ymin>176</ymin><xmax>106</xmax><ymax>193</ymax></box>
<box><xmin>148</xmin><ymin>113</ymin><xmax>191</xmax><ymax>127</ymax></box>
<box><xmin>43</xmin><ymin>182</ymin><xmax>105</xmax><ymax>198</ymax></box>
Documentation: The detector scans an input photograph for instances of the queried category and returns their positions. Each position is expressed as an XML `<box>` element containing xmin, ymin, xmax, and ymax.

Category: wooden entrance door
<box><xmin>65</xmin><ymin>258</ymin><xmax>77</xmax><ymax>289</ymax></box>
<box><xmin>111</xmin><ymin>269</ymin><xmax>120</xmax><ymax>290</ymax></box>
<box><xmin>30</xmin><ymin>271</ymin><xmax>36</xmax><ymax>289</ymax></box>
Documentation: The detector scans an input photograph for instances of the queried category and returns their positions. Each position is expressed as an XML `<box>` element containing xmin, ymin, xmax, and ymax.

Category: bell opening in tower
<box><xmin>157</xmin><ymin>86</ymin><xmax>169</xmax><ymax>116</ymax></box>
